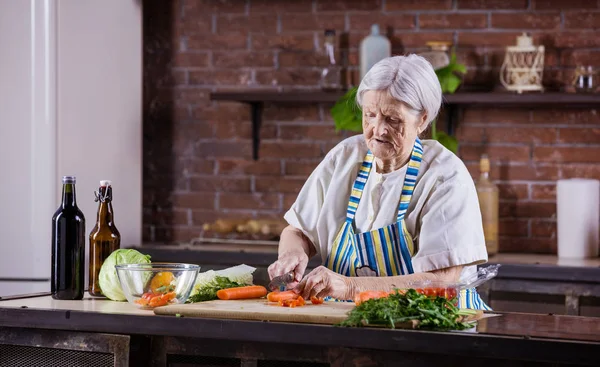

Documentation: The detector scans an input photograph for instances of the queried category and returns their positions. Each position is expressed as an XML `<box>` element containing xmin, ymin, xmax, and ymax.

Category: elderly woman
<box><xmin>268</xmin><ymin>54</ymin><xmax>490</xmax><ymax>310</ymax></box>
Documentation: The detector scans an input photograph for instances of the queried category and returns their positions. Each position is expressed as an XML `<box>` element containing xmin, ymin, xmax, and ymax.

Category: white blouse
<box><xmin>283</xmin><ymin>134</ymin><xmax>489</xmax><ymax>282</ymax></box>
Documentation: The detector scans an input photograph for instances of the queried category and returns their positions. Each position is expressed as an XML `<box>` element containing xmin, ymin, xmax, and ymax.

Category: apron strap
<box><xmin>345</xmin><ymin>152</ymin><xmax>374</xmax><ymax>223</ymax></box>
<box><xmin>396</xmin><ymin>138</ymin><xmax>423</xmax><ymax>222</ymax></box>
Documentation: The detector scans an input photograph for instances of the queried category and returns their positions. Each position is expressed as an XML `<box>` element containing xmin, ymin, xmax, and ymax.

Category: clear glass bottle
<box><xmin>320</xmin><ymin>29</ymin><xmax>342</xmax><ymax>91</ymax></box>
<box><xmin>475</xmin><ymin>155</ymin><xmax>499</xmax><ymax>256</ymax></box>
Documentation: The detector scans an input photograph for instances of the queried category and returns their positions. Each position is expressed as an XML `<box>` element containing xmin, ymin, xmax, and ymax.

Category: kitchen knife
<box><xmin>268</xmin><ymin>271</ymin><xmax>295</xmax><ymax>291</ymax></box>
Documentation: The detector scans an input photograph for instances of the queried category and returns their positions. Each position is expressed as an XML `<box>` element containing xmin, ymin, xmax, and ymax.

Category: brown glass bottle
<box><xmin>88</xmin><ymin>180</ymin><xmax>121</xmax><ymax>297</ymax></box>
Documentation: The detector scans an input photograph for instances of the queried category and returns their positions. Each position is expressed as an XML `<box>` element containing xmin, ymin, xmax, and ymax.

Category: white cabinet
<box><xmin>0</xmin><ymin>0</ymin><xmax>142</xmax><ymax>296</ymax></box>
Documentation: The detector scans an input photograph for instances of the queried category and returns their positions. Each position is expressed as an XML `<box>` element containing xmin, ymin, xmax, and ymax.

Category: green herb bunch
<box><xmin>186</xmin><ymin>276</ymin><xmax>243</xmax><ymax>303</ymax></box>
<box><xmin>338</xmin><ymin>289</ymin><xmax>477</xmax><ymax>331</ymax></box>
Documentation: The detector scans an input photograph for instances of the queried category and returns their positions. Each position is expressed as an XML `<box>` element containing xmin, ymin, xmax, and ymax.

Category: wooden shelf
<box><xmin>210</xmin><ymin>90</ymin><xmax>600</xmax><ymax>160</ymax></box>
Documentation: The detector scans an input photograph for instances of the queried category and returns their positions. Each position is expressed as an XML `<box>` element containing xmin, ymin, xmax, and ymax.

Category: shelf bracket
<box><xmin>250</xmin><ymin>102</ymin><xmax>263</xmax><ymax>161</ymax></box>
<box><xmin>446</xmin><ymin>104</ymin><xmax>461</xmax><ymax>137</ymax></box>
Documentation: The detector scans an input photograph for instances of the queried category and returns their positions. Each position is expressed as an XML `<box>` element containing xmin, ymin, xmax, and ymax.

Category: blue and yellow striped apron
<box><xmin>324</xmin><ymin>138</ymin><xmax>491</xmax><ymax>310</ymax></box>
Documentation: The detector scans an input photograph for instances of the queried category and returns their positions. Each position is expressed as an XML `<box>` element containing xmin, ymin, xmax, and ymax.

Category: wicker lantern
<box><xmin>500</xmin><ymin>33</ymin><xmax>544</xmax><ymax>93</ymax></box>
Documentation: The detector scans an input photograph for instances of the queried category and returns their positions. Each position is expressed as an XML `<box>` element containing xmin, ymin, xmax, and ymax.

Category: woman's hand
<box><xmin>294</xmin><ymin>266</ymin><xmax>356</xmax><ymax>301</ymax></box>
<box><xmin>267</xmin><ymin>250</ymin><xmax>309</xmax><ymax>289</ymax></box>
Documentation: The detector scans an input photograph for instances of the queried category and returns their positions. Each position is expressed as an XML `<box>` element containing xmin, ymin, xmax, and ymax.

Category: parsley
<box><xmin>186</xmin><ymin>276</ymin><xmax>243</xmax><ymax>303</ymax></box>
<box><xmin>338</xmin><ymin>289</ymin><xmax>477</xmax><ymax>331</ymax></box>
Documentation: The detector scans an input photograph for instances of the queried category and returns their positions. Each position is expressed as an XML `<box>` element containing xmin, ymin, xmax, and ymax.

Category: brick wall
<box><xmin>143</xmin><ymin>0</ymin><xmax>600</xmax><ymax>254</ymax></box>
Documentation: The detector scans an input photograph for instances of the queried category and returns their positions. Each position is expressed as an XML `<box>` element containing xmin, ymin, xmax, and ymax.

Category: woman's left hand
<box><xmin>294</xmin><ymin>266</ymin><xmax>356</xmax><ymax>300</ymax></box>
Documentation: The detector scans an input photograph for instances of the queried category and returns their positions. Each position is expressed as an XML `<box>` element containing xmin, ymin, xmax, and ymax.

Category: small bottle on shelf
<box><xmin>320</xmin><ymin>29</ymin><xmax>342</xmax><ymax>91</ymax></box>
<box><xmin>475</xmin><ymin>155</ymin><xmax>499</xmax><ymax>256</ymax></box>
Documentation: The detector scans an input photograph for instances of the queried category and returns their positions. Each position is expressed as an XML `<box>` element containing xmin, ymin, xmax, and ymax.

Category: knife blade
<box><xmin>268</xmin><ymin>271</ymin><xmax>295</xmax><ymax>291</ymax></box>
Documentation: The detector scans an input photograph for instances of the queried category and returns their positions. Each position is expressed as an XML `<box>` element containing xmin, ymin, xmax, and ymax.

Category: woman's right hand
<box><xmin>267</xmin><ymin>250</ymin><xmax>309</xmax><ymax>289</ymax></box>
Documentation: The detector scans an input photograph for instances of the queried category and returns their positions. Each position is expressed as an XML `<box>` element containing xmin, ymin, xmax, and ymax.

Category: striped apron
<box><xmin>324</xmin><ymin>138</ymin><xmax>491</xmax><ymax>310</ymax></box>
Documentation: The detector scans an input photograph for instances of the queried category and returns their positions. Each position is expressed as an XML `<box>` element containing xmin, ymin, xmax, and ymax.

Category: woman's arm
<box><xmin>268</xmin><ymin>225</ymin><xmax>317</xmax><ymax>288</ymax></box>
<box><xmin>278</xmin><ymin>225</ymin><xmax>316</xmax><ymax>259</ymax></box>
<box><xmin>346</xmin><ymin>266</ymin><xmax>464</xmax><ymax>297</ymax></box>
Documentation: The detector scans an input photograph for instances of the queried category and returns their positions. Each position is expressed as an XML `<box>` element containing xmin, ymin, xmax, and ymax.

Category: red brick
<box><xmin>196</xmin><ymin>141</ymin><xmax>253</xmax><ymax>158</ymax></box>
<box><xmin>458</xmin><ymin>0</ymin><xmax>528</xmax><ymax>9</ymax></box>
<box><xmin>558</xmin><ymin>128</ymin><xmax>600</xmax><ymax>144</ymax></box>
<box><xmin>532</xmin><ymin>109</ymin><xmax>600</xmax><ymax>125</ymax></box>
<box><xmin>199</xmin><ymin>103</ymin><xmax>251</xmax><ymax>122</ymax></box>
<box><xmin>458</xmin><ymin>32</ymin><xmax>523</xmax><ymax>47</ymax></box>
<box><xmin>460</xmin><ymin>145</ymin><xmax>531</xmax><ymax>162</ymax></box>
<box><xmin>250</xmin><ymin>0</ymin><xmax>313</xmax><ymax>12</ymax></box>
<box><xmin>251</xmin><ymin>34</ymin><xmax>315</xmax><ymax>51</ymax></box>
<box><xmin>376</xmin><ymin>32</ymin><xmax>454</xmax><ymax>48</ymax></box>
<box><xmin>184</xmin><ymin>0</ymin><xmax>246</xmax><ymax>14</ymax></box>
<box><xmin>498</xmin><ymin>183</ymin><xmax>529</xmax><ymax>200</ymax></box>
<box><xmin>263</xmin><ymin>105</ymin><xmax>321</xmax><ymax>122</ymax></box>
<box><xmin>215</xmin><ymin>121</ymin><xmax>277</xmax><ymax>140</ymax></box>
<box><xmin>534</xmin><ymin>147</ymin><xmax>600</xmax><ymax>164</ymax></box>
<box><xmin>317</xmin><ymin>0</ymin><xmax>382</xmax><ymax>11</ymax></box>
<box><xmin>348</xmin><ymin>14</ymin><xmax>415</xmax><ymax>32</ymax></box>
<box><xmin>499</xmin><ymin>237</ymin><xmax>556</xmax><ymax>254</ymax></box>
<box><xmin>173</xmin><ymin>106</ymin><xmax>192</xmax><ymax>121</ymax></box>
<box><xmin>170</xmin><ymin>70</ymin><xmax>188</xmax><ymax>86</ymax></box>
<box><xmin>564</xmin><ymin>11</ymin><xmax>600</xmax><ymax>29</ymax></box>
<box><xmin>533</xmin><ymin>0</ymin><xmax>598</xmax><ymax>10</ymax></box>
<box><xmin>255</xmin><ymin>69</ymin><xmax>322</xmax><ymax>86</ymax></box>
<box><xmin>499</xmin><ymin>219</ymin><xmax>529</xmax><ymax>237</ymax></box>
<box><xmin>279</xmin><ymin>124</ymin><xmax>346</xmax><ymax>141</ymax></box>
<box><xmin>420</xmin><ymin>14</ymin><xmax>488</xmax><ymax>29</ymax></box>
<box><xmin>174</xmin><ymin>52</ymin><xmax>211</xmax><ymax>68</ymax></box>
<box><xmin>281</xmin><ymin>14</ymin><xmax>346</xmax><ymax>33</ymax></box>
<box><xmin>190</xmin><ymin>176</ymin><xmax>251</xmax><ymax>192</ymax></box>
<box><xmin>491</xmin><ymin>12</ymin><xmax>561</xmax><ymax>29</ymax></box>
<box><xmin>219</xmin><ymin>193</ymin><xmax>281</xmax><ymax>210</ymax></box>
<box><xmin>213</xmin><ymin>51</ymin><xmax>275</xmax><ymax>68</ymax></box>
<box><xmin>285</xmin><ymin>161</ymin><xmax>320</xmax><ymax>176</ymax></box>
<box><xmin>172</xmin><ymin>209</ymin><xmax>191</xmax><ymax>226</ymax></box>
<box><xmin>177</xmin><ymin>16</ymin><xmax>212</xmax><ymax>35</ymax></box>
<box><xmin>187</xmin><ymin>33</ymin><xmax>248</xmax><ymax>50</ymax></box>
<box><xmin>560</xmin><ymin>50</ymin><xmax>600</xmax><ymax>67</ymax></box>
<box><xmin>458</xmin><ymin>126</ymin><xmax>557</xmax><ymax>144</ymax></box>
<box><xmin>531</xmin><ymin>184</ymin><xmax>556</xmax><ymax>200</ymax></box>
<box><xmin>386</xmin><ymin>0</ymin><xmax>452</xmax><ymax>11</ymax></box>
<box><xmin>172</xmin><ymin>88</ymin><xmax>211</xmax><ymax>104</ymax></box>
<box><xmin>216</xmin><ymin>14</ymin><xmax>276</xmax><ymax>33</ymax></box>
<box><xmin>173</xmin><ymin>122</ymin><xmax>214</xmax><ymax>153</ymax></box>
<box><xmin>171</xmin><ymin>192</ymin><xmax>216</xmax><ymax>210</ymax></box>
<box><xmin>562</xmin><ymin>164</ymin><xmax>600</xmax><ymax>180</ymax></box>
<box><xmin>531</xmin><ymin>220</ymin><xmax>556</xmax><ymax>237</ymax></box>
<box><xmin>189</xmin><ymin>70</ymin><xmax>252</xmax><ymax>85</ymax></box>
<box><xmin>261</xmin><ymin>142</ymin><xmax>323</xmax><ymax>159</ymax></box>
<box><xmin>500</xmin><ymin>201</ymin><xmax>556</xmax><ymax>218</ymax></box>
<box><xmin>278</xmin><ymin>52</ymin><xmax>331</xmax><ymax>68</ymax></box>
<box><xmin>173</xmin><ymin>226</ymin><xmax>197</xmax><ymax>243</ymax></box>
<box><xmin>283</xmin><ymin>194</ymin><xmax>297</xmax><ymax>209</ymax></box>
<box><xmin>255</xmin><ymin>177</ymin><xmax>307</xmax><ymax>193</ymax></box>
<box><xmin>468</xmin><ymin>163</ymin><xmax>560</xmax><ymax>181</ymax></box>
<box><xmin>142</xmin><ymin>225</ymin><xmax>153</xmax><ymax>243</ymax></box>
<box><xmin>462</xmin><ymin>108</ymin><xmax>532</xmax><ymax>124</ymax></box>
<box><xmin>192</xmin><ymin>160</ymin><xmax>215</xmax><ymax>174</ymax></box>
<box><xmin>217</xmin><ymin>159</ymin><xmax>282</xmax><ymax>176</ymax></box>
<box><xmin>550</xmin><ymin>31</ymin><xmax>600</xmax><ymax>48</ymax></box>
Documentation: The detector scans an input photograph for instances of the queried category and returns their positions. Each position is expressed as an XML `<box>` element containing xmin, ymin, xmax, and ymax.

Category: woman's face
<box><xmin>362</xmin><ymin>90</ymin><xmax>426</xmax><ymax>163</ymax></box>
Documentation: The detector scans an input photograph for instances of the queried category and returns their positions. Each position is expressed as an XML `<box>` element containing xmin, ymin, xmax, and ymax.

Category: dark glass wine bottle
<box><xmin>51</xmin><ymin>176</ymin><xmax>85</xmax><ymax>300</ymax></box>
<box><xmin>88</xmin><ymin>180</ymin><xmax>121</xmax><ymax>297</ymax></box>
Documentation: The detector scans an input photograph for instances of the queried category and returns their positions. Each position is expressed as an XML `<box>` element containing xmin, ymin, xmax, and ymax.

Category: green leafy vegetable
<box><xmin>187</xmin><ymin>276</ymin><xmax>243</xmax><ymax>303</ymax></box>
<box><xmin>331</xmin><ymin>87</ymin><xmax>362</xmax><ymax>132</ymax></box>
<box><xmin>98</xmin><ymin>249</ymin><xmax>151</xmax><ymax>301</ymax></box>
<box><xmin>338</xmin><ymin>289</ymin><xmax>477</xmax><ymax>331</ymax></box>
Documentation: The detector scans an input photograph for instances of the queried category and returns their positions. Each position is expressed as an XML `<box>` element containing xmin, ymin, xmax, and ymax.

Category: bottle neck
<box><xmin>61</xmin><ymin>183</ymin><xmax>77</xmax><ymax>208</ymax></box>
<box><xmin>96</xmin><ymin>186</ymin><xmax>114</xmax><ymax>227</ymax></box>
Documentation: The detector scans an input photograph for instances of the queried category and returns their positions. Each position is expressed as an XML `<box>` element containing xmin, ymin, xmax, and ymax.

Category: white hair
<box><xmin>356</xmin><ymin>54</ymin><xmax>442</xmax><ymax>127</ymax></box>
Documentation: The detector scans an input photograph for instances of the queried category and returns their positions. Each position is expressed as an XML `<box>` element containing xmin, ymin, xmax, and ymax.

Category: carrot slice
<box><xmin>310</xmin><ymin>296</ymin><xmax>324</xmax><ymax>305</ymax></box>
<box><xmin>267</xmin><ymin>290</ymin><xmax>299</xmax><ymax>302</ymax></box>
<box><xmin>216</xmin><ymin>285</ymin><xmax>268</xmax><ymax>300</ymax></box>
<box><xmin>354</xmin><ymin>291</ymin><xmax>390</xmax><ymax>306</ymax></box>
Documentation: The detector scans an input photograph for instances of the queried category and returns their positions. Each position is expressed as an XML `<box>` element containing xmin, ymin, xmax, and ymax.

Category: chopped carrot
<box><xmin>278</xmin><ymin>295</ymin><xmax>305</xmax><ymax>308</ymax></box>
<box><xmin>354</xmin><ymin>291</ymin><xmax>390</xmax><ymax>306</ymax></box>
<box><xmin>267</xmin><ymin>290</ymin><xmax>299</xmax><ymax>303</ymax></box>
<box><xmin>216</xmin><ymin>285</ymin><xmax>268</xmax><ymax>300</ymax></box>
<box><xmin>310</xmin><ymin>296</ymin><xmax>324</xmax><ymax>305</ymax></box>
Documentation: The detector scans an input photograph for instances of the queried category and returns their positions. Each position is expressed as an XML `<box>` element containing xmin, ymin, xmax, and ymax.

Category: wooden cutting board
<box><xmin>153</xmin><ymin>298</ymin><xmax>492</xmax><ymax>328</ymax></box>
<box><xmin>153</xmin><ymin>298</ymin><xmax>354</xmax><ymax>325</ymax></box>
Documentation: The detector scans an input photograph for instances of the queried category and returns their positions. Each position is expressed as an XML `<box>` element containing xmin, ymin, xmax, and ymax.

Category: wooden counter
<box><xmin>0</xmin><ymin>293</ymin><xmax>599</xmax><ymax>366</ymax></box>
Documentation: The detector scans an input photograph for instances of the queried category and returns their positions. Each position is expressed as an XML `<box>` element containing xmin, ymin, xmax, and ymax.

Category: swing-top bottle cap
<box><xmin>100</xmin><ymin>180</ymin><xmax>112</xmax><ymax>187</ymax></box>
<box><xmin>62</xmin><ymin>176</ymin><xmax>76</xmax><ymax>184</ymax></box>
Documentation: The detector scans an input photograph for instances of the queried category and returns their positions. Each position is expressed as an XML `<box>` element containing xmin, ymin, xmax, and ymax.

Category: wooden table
<box><xmin>0</xmin><ymin>293</ymin><xmax>598</xmax><ymax>366</ymax></box>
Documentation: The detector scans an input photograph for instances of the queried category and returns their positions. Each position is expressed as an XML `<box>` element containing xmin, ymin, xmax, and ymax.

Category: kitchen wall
<box><xmin>143</xmin><ymin>0</ymin><xmax>600</xmax><ymax>254</ymax></box>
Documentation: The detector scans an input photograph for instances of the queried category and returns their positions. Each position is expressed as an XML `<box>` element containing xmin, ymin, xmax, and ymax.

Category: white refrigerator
<box><xmin>0</xmin><ymin>0</ymin><xmax>143</xmax><ymax>297</ymax></box>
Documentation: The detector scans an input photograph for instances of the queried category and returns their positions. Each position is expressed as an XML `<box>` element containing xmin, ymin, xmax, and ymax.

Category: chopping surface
<box><xmin>154</xmin><ymin>298</ymin><xmax>355</xmax><ymax>325</ymax></box>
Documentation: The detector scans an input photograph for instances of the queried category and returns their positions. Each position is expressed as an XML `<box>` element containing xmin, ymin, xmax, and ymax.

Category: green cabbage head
<box><xmin>98</xmin><ymin>249</ymin><xmax>151</xmax><ymax>301</ymax></box>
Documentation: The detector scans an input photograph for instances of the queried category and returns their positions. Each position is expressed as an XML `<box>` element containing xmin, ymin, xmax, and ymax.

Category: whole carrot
<box><xmin>216</xmin><ymin>285</ymin><xmax>268</xmax><ymax>300</ymax></box>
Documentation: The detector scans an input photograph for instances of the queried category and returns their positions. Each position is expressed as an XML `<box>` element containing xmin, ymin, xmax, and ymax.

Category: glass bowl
<box><xmin>115</xmin><ymin>263</ymin><xmax>200</xmax><ymax>309</ymax></box>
